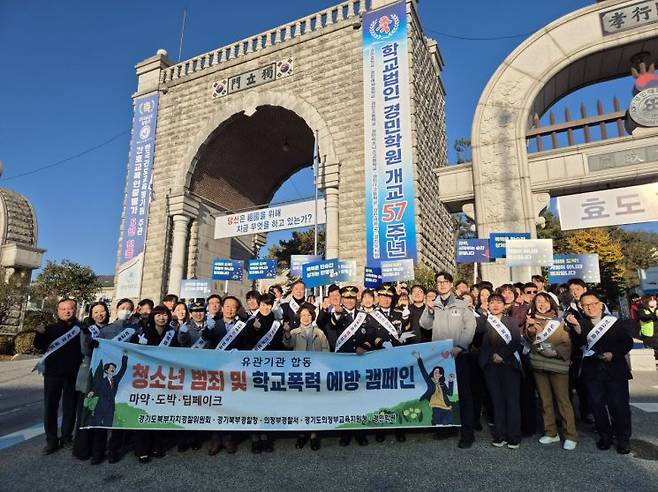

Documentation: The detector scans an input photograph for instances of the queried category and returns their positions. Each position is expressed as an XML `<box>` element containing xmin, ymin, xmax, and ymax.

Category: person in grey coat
<box><xmin>420</xmin><ymin>271</ymin><xmax>477</xmax><ymax>448</ymax></box>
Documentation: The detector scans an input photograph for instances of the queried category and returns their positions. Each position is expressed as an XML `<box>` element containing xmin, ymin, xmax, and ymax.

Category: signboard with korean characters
<box><xmin>548</xmin><ymin>254</ymin><xmax>601</xmax><ymax>284</ymax></box>
<box><xmin>505</xmin><ymin>239</ymin><xmax>554</xmax><ymax>267</ymax></box>
<box><xmin>246</xmin><ymin>259</ymin><xmax>277</xmax><ymax>280</ymax></box>
<box><xmin>211</xmin><ymin>259</ymin><xmax>244</xmax><ymax>281</ymax></box>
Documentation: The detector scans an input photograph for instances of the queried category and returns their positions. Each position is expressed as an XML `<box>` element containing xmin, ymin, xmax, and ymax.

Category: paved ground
<box><xmin>1</xmin><ymin>359</ymin><xmax>656</xmax><ymax>491</ymax></box>
<box><xmin>0</xmin><ymin>358</ymin><xmax>42</xmax><ymax>437</ymax></box>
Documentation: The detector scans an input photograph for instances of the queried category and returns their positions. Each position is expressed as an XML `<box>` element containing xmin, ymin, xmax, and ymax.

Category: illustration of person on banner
<box><xmin>413</xmin><ymin>351</ymin><xmax>455</xmax><ymax>426</ymax></box>
<box><xmin>86</xmin><ymin>350</ymin><xmax>129</xmax><ymax>427</ymax></box>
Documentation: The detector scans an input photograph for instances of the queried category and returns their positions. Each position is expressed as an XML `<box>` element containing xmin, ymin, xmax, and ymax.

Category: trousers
<box><xmin>484</xmin><ymin>363</ymin><xmax>521</xmax><ymax>444</ymax></box>
<box><xmin>533</xmin><ymin>370</ymin><xmax>578</xmax><ymax>441</ymax></box>
<box><xmin>43</xmin><ymin>375</ymin><xmax>77</xmax><ymax>443</ymax></box>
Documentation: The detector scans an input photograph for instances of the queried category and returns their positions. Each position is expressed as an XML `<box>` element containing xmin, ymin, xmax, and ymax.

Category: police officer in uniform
<box><xmin>329</xmin><ymin>285</ymin><xmax>374</xmax><ymax>446</ymax></box>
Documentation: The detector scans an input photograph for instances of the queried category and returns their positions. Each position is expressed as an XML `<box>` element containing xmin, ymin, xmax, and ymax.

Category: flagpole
<box><xmin>313</xmin><ymin>130</ymin><xmax>320</xmax><ymax>299</ymax></box>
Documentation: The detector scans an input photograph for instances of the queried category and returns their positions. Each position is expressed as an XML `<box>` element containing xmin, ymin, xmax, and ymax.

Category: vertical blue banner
<box><xmin>115</xmin><ymin>92</ymin><xmax>159</xmax><ymax>298</ymax></box>
<box><xmin>247</xmin><ymin>259</ymin><xmax>277</xmax><ymax>280</ymax></box>
<box><xmin>211</xmin><ymin>259</ymin><xmax>244</xmax><ymax>281</ymax></box>
<box><xmin>363</xmin><ymin>1</ymin><xmax>417</xmax><ymax>264</ymax></box>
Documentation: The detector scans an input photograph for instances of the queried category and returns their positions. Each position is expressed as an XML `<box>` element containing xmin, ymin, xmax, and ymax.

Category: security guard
<box><xmin>329</xmin><ymin>285</ymin><xmax>374</xmax><ymax>446</ymax></box>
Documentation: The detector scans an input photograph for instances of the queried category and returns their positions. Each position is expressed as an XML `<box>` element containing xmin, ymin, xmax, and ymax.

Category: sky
<box><xmin>1</xmin><ymin>0</ymin><xmax>654</xmax><ymax>277</ymax></box>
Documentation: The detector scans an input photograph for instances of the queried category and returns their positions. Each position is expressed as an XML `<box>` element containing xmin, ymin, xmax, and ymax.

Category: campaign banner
<box><xmin>337</xmin><ymin>260</ymin><xmax>358</xmax><ymax>283</ymax></box>
<box><xmin>556</xmin><ymin>183</ymin><xmax>658</xmax><ymax>230</ymax></box>
<box><xmin>381</xmin><ymin>258</ymin><xmax>415</xmax><ymax>282</ymax></box>
<box><xmin>302</xmin><ymin>259</ymin><xmax>340</xmax><ymax>288</ymax></box>
<box><xmin>363</xmin><ymin>1</ymin><xmax>417</xmax><ymax>265</ymax></box>
<box><xmin>212</xmin><ymin>259</ymin><xmax>244</xmax><ymax>281</ymax></box>
<box><xmin>290</xmin><ymin>255</ymin><xmax>322</xmax><ymax>277</ymax></box>
<box><xmin>548</xmin><ymin>254</ymin><xmax>601</xmax><ymax>284</ymax></box>
<box><xmin>456</xmin><ymin>239</ymin><xmax>490</xmax><ymax>264</ymax></box>
<box><xmin>505</xmin><ymin>239</ymin><xmax>554</xmax><ymax>267</ymax></box>
<box><xmin>180</xmin><ymin>279</ymin><xmax>212</xmax><ymax>300</ymax></box>
<box><xmin>80</xmin><ymin>339</ymin><xmax>460</xmax><ymax>431</ymax></box>
<box><xmin>247</xmin><ymin>259</ymin><xmax>277</xmax><ymax>280</ymax></box>
<box><xmin>489</xmin><ymin>233</ymin><xmax>530</xmax><ymax>259</ymax></box>
<box><xmin>115</xmin><ymin>92</ymin><xmax>159</xmax><ymax>299</ymax></box>
<box><xmin>364</xmin><ymin>266</ymin><xmax>383</xmax><ymax>289</ymax></box>
<box><xmin>214</xmin><ymin>199</ymin><xmax>326</xmax><ymax>239</ymax></box>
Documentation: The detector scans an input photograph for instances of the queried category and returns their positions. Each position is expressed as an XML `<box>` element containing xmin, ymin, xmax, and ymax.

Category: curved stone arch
<box><xmin>176</xmin><ymin>89</ymin><xmax>339</xmax><ymax>191</ymax></box>
<box><xmin>471</xmin><ymin>0</ymin><xmax>658</xmax><ymax>281</ymax></box>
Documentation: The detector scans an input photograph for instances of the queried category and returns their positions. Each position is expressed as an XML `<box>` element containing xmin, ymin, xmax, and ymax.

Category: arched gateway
<box><xmin>114</xmin><ymin>0</ymin><xmax>455</xmax><ymax>301</ymax></box>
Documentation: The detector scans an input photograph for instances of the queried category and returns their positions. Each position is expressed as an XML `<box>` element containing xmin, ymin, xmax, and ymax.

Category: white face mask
<box><xmin>117</xmin><ymin>309</ymin><xmax>132</xmax><ymax>321</ymax></box>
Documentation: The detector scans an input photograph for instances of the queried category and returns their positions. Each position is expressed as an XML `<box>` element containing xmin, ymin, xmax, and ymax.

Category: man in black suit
<box><xmin>88</xmin><ymin>351</ymin><xmax>128</xmax><ymax>427</ymax></box>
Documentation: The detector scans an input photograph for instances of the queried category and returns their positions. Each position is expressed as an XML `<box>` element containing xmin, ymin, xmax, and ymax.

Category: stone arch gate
<box><xmin>115</xmin><ymin>0</ymin><xmax>455</xmax><ymax>301</ymax></box>
<box><xmin>437</xmin><ymin>0</ymin><xmax>658</xmax><ymax>286</ymax></box>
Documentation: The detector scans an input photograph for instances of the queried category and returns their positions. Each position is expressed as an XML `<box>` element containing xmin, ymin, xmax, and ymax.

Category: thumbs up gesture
<box><xmin>138</xmin><ymin>333</ymin><xmax>148</xmax><ymax>345</ymax></box>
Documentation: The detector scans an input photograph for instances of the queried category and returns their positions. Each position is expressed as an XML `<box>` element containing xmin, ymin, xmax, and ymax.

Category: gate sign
<box><xmin>557</xmin><ymin>183</ymin><xmax>658</xmax><ymax>230</ymax></box>
<box><xmin>364</xmin><ymin>266</ymin><xmax>383</xmax><ymax>289</ymax></box>
<box><xmin>211</xmin><ymin>259</ymin><xmax>244</xmax><ymax>281</ymax></box>
<box><xmin>214</xmin><ymin>199</ymin><xmax>326</xmax><ymax>239</ymax></box>
<box><xmin>381</xmin><ymin>259</ymin><xmax>415</xmax><ymax>282</ymax></box>
<box><xmin>363</xmin><ymin>1</ymin><xmax>417</xmax><ymax>264</ymax></box>
<box><xmin>180</xmin><ymin>279</ymin><xmax>212</xmax><ymax>300</ymax></box>
<box><xmin>302</xmin><ymin>259</ymin><xmax>340</xmax><ymax>288</ymax></box>
<box><xmin>548</xmin><ymin>254</ymin><xmax>600</xmax><ymax>284</ymax></box>
<box><xmin>247</xmin><ymin>259</ymin><xmax>277</xmax><ymax>280</ymax></box>
<box><xmin>505</xmin><ymin>239</ymin><xmax>554</xmax><ymax>267</ymax></box>
<box><xmin>456</xmin><ymin>239</ymin><xmax>490</xmax><ymax>264</ymax></box>
<box><xmin>290</xmin><ymin>255</ymin><xmax>322</xmax><ymax>277</ymax></box>
<box><xmin>489</xmin><ymin>233</ymin><xmax>530</xmax><ymax>259</ymax></box>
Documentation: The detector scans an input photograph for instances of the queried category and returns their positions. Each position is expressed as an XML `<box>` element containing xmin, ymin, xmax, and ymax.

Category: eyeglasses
<box><xmin>524</xmin><ymin>290</ymin><xmax>537</xmax><ymax>294</ymax></box>
<box><xmin>436</xmin><ymin>280</ymin><xmax>451</xmax><ymax>285</ymax></box>
<box><xmin>581</xmin><ymin>302</ymin><xmax>601</xmax><ymax>309</ymax></box>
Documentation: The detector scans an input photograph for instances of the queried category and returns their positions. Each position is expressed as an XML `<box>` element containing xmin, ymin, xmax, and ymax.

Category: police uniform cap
<box><xmin>377</xmin><ymin>285</ymin><xmax>395</xmax><ymax>297</ymax></box>
<box><xmin>340</xmin><ymin>286</ymin><xmax>359</xmax><ymax>298</ymax></box>
<box><xmin>189</xmin><ymin>298</ymin><xmax>207</xmax><ymax>312</ymax></box>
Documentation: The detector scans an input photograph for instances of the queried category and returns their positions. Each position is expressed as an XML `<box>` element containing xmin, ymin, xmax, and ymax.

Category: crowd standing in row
<box><xmin>33</xmin><ymin>272</ymin><xmax>647</xmax><ymax>464</ymax></box>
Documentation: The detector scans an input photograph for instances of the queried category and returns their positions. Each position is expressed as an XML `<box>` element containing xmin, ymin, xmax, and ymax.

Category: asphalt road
<box><xmin>1</xmin><ymin>359</ymin><xmax>656</xmax><ymax>491</ymax></box>
<box><xmin>0</xmin><ymin>358</ymin><xmax>42</xmax><ymax>436</ymax></box>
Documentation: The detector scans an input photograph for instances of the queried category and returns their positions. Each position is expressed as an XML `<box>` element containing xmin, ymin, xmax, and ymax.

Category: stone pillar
<box><xmin>319</xmin><ymin>162</ymin><xmax>340</xmax><ymax>259</ymax></box>
<box><xmin>135</xmin><ymin>49</ymin><xmax>171</xmax><ymax>96</ymax></box>
<box><xmin>168</xmin><ymin>215</ymin><xmax>190</xmax><ymax>296</ymax></box>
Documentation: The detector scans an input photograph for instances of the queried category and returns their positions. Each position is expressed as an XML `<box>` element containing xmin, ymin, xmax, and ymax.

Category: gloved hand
<box><xmin>179</xmin><ymin>324</ymin><xmax>189</xmax><ymax>333</ymax></box>
<box><xmin>401</xmin><ymin>306</ymin><xmax>410</xmax><ymax>320</ymax></box>
<box><xmin>383</xmin><ymin>341</ymin><xmax>394</xmax><ymax>349</ymax></box>
<box><xmin>138</xmin><ymin>333</ymin><xmax>148</xmax><ymax>345</ymax></box>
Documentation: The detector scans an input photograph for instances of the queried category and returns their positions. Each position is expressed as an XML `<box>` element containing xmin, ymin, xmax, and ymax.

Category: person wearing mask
<box><xmin>477</xmin><ymin>294</ymin><xmax>522</xmax><ymax>449</ymax></box>
<box><xmin>33</xmin><ymin>299</ymin><xmax>83</xmax><ymax>456</ymax></box>
<box><xmin>638</xmin><ymin>295</ymin><xmax>658</xmax><ymax>360</ymax></box>
<box><xmin>171</xmin><ymin>301</ymin><xmax>190</xmax><ymax>330</ymax></box>
<box><xmin>73</xmin><ymin>301</ymin><xmax>110</xmax><ymax>463</ymax></box>
<box><xmin>408</xmin><ymin>285</ymin><xmax>427</xmax><ymax>343</ymax></box>
<box><xmin>283</xmin><ymin>303</ymin><xmax>330</xmax><ymax>451</ymax></box>
<box><xmin>132</xmin><ymin>305</ymin><xmax>178</xmax><ymax>463</ymax></box>
<box><xmin>161</xmin><ymin>294</ymin><xmax>179</xmax><ymax>313</ymax></box>
<box><xmin>135</xmin><ymin>299</ymin><xmax>154</xmax><ymax>330</ymax></box>
<box><xmin>420</xmin><ymin>272</ymin><xmax>477</xmax><ymax>449</ymax></box>
<box><xmin>237</xmin><ymin>293</ymin><xmax>284</xmax><ymax>453</ymax></box>
<box><xmin>568</xmin><ymin>292</ymin><xmax>634</xmax><ymax>454</ymax></box>
<box><xmin>524</xmin><ymin>293</ymin><xmax>577</xmax><ymax>450</ymax></box>
<box><xmin>280</xmin><ymin>280</ymin><xmax>307</xmax><ymax>329</ymax></box>
<box><xmin>206</xmin><ymin>295</ymin><xmax>243</xmax><ymax>456</ymax></box>
<box><xmin>177</xmin><ymin>299</ymin><xmax>213</xmax><ymax>451</ymax></box>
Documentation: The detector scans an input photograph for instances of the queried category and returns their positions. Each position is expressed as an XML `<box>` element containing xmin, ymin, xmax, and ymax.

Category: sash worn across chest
<box><xmin>335</xmin><ymin>312</ymin><xmax>367</xmax><ymax>352</ymax></box>
<box><xmin>159</xmin><ymin>330</ymin><xmax>175</xmax><ymax>347</ymax></box>
<box><xmin>33</xmin><ymin>325</ymin><xmax>81</xmax><ymax>374</ymax></box>
<box><xmin>216</xmin><ymin>319</ymin><xmax>247</xmax><ymax>351</ymax></box>
<box><xmin>583</xmin><ymin>316</ymin><xmax>617</xmax><ymax>357</ymax></box>
<box><xmin>113</xmin><ymin>327</ymin><xmax>136</xmax><ymax>343</ymax></box>
<box><xmin>288</xmin><ymin>298</ymin><xmax>301</xmax><ymax>314</ymax></box>
<box><xmin>487</xmin><ymin>315</ymin><xmax>512</xmax><ymax>344</ymax></box>
<box><xmin>88</xmin><ymin>324</ymin><xmax>100</xmax><ymax>339</ymax></box>
<box><xmin>254</xmin><ymin>321</ymin><xmax>281</xmax><ymax>351</ymax></box>
<box><xmin>370</xmin><ymin>310</ymin><xmax>400</xmax><ymax>341</ymax></box>
<box><xmin>534</xmin><ymin>319</ymin><xmax>561</xmax><ymax>345</ymax></box>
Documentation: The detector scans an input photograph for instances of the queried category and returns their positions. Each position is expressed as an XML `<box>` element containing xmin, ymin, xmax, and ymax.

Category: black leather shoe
<box><xmin>310</xmin><ymin>438</ymin><xmax>321</xmax><ymax>451</ymax></box>
<box><xmin>458</xmin><ymin>440</ymin><xmax>473</xmax><ymax>449</ymax></box>
<box><xmin>596</xmin><ymin>439</ymin><xmax>612</xmax><ymax>451</ymax></box>
<box><xmin>375</xmin><ymin>433</ymin><xmax>386</xmax><ymax>443</ymax></box>
<box><xmin>295</xmin><ymin>436</ymin><xmax>307</xmax><ymax>449</ymax></box>
<box><xmin>59</xmin><ymin>436</ymin><xmax>73</xmax><ymax>448</ymax></box>
<box><xmin>262</xmin><ymin>439</ymin><xmax>274</xmax><ymax>453</ymax></box>
<box><xmin>90</xmin><ymin>456</ymin><xmax>103</xmax><ymax>465</ymax></box>
<box><xmin>356</xmin><ymin>435</ymin><xmax>369</xmax><ymax>446</ymax></box>
<box><xmin>395</xmin><ymin>433</ymin><xmax>406</xmax><ymax>443</ymax></box>
<box><xmin>42</xmin><ymin>441</ymin><xmax>59</xmax><ymax>455</ymax></box>
<box><xmin>138</xmin><ymin>455</ymin><xmax>151</xmax><ymax>464</ymax></box>
<box><xmin>339</xmin><ymin>436</ymin><xmax>351</xmax><ymax>447</ymax></box>
<box><xmin>251</xmin><ymin>441</ymin><xmax>262</xmax><ymax>454</ymax></box>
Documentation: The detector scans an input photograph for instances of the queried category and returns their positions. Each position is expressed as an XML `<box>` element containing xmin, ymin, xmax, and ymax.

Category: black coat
<box><xmin>204</xmin><ymin>317</ymin><xmax>243</xmax><ymax>350</ymax></box>
<box><xmin>327</xmin><ymin>309</ymin><xmax>375</xmax><ymax>353</ymax></box>
<box><xmin>131</xmin><ymin>325</ymin><xmax>179</xmax><ymax>347</ymax></box>
<box><xmin>238</xmin><ymin>312</ymin><xmax>284</xmax><ymax>351</ymax></box>
<box><xmin>477</xmin><ymin>315</ymin><xmax>521</xmax><ymax>370</ymax></box>
<box><xmin>33</xmin><ymin>319</ymin><xmax>83</xmax><ymax>378</ymax></box>
<box><xmin>371</xmin><ymin>307</ymin><xmax>411</xmax><ymax>348</ymax></box>
<box><xmin>280</xmin><ymin>297</ymin><xmax>305</xmax><ymax>329</ymax></box>
<box><xmin>408</xmin><ymin>304</ymin><xmax>428</xmax><ymax>343</ymax></box>
<box><xmin>576</xmin><ymin>317</ymin><xmax>634</xmax><ymax>381</ymax></box>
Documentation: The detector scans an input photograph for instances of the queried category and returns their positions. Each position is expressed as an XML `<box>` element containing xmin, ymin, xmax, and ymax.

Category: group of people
<box><xmin>33</xmin><ymin>271</ymin><xmax>638</xmax><ymax>464</ymax></box>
